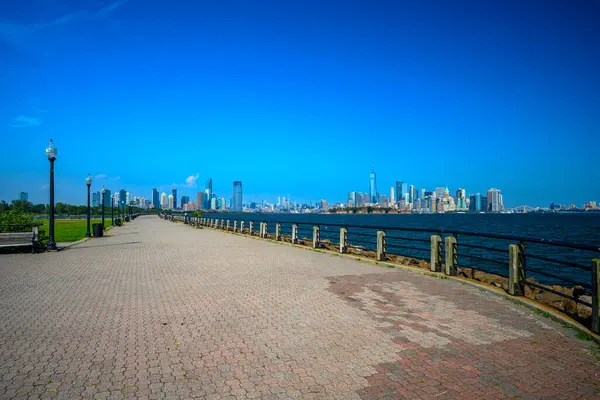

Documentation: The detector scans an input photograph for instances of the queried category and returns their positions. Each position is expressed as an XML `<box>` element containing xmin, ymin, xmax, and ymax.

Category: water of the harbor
<box><xmin>204</xmin><ymin>212</ymin><xmax>600</xmax><ymax>290</ymax></box>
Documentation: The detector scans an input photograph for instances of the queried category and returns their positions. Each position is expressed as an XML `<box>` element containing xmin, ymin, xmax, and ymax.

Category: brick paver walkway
<box><xmin>0</xmin><ymin>216</ymin><xmax>598</xmax><ymax>400</ymax></box>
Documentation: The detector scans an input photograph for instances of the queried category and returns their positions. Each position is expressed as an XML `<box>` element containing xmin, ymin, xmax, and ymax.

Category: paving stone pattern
<box><xmin>0</xmin><ymin>216</ymin><xmax>598</xmax><ymax>399</ymax></box>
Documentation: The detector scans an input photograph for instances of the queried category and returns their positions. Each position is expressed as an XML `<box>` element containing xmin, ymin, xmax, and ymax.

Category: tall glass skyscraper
<box><xmin>205</xmin><ymin>179</ymin><xmax>213</xmax><ymax>209</ymax></box>
<box><xmin>369</xmin><ymin>168</ymin><xmax>377</xmax><ymax>204</ymax></box>
<box><xmin>232</xmin><ymin>181</ymin><xmax>243</xmax><ymax>211</ymax></box>
<box><xmin>152</xmin><ymin>188</ymin><xmax>160</xmax><ymax>209</ymax></box>
<box><xmin>395</xmin><ymin>181</ymin><xmax>403</xmax><ymax>204</ymax></box>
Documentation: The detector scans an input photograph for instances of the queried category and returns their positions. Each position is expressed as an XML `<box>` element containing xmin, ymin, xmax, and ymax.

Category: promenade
<box><xmin>0</xmin><ymin>216</ymin><xmax>598</xmax><ymax>399</ymax></box>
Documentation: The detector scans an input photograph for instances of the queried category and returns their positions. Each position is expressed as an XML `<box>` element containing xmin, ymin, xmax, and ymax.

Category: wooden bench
<box><xmin>0</xmin><ymin>227</ymin><xmax>40</xmax><ymax>253</ymax></box>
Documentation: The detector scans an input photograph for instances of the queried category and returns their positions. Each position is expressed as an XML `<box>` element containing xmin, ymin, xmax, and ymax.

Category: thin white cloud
<box><xmin>40</xmin><ymin>184</ymin><xmax>49</xmax><ymax>190</ymax></box>
<box><xmin>95</xmin><ymin>174</ymin><xmax>108</xmax><ymax>179</ymax></box>
<box><xmin>0</xmin><ymin>1</ymin><xmax>128</xmax><ymax>39</ymax></box>
<box><xmin>12</xmin><ymin>115</ymin><xmax>41</xmax><ymax>128</ymax></box>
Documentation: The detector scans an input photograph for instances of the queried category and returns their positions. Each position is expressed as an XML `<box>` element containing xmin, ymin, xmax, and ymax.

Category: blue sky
<box><xmin>1</xmin><ymin>0</ymin><xmax>599</xmax><ymax>208</ymax></box>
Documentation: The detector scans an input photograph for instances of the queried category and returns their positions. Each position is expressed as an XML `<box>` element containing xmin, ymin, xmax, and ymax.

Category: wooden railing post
<box><xmin>313</xmin><ymin>226</ymin><xmax>320</xmax><ymax>248</ymax></box>
<box><xmin>445</xmin><ymin>235</ymin><xmax>457</xmax><ymax>276</ymax></box>
<box><xmin>276</xmin><ymin>223</ymin><xmax>281</xmax><ymax>241</ymax></box>
<box><xmin>430</xmin><ymin>235</ymin><xmax>442</xmax><ymax>272</ymax></box>
<box><xmin>221</xmin><ymin>219</ymin><xmax>224</xmax><ymax>229</ymax></box>
<box><xmin>509</xmin><ymin>244</ymin><xmax>525</xmax><ymax>296</ymax></box>
<box><xmin>592</xmin><ymin>258</ymin><xmax>600</xmax><ymax>333</ymax></box>
<box><xmin>339</xmin><ymin>228</ymin><xmax>347</xmax><ymax>253</ymax></box>
<box><xmin>249</xmin><ymin>221</ymin><xmax>254</xmax><ymax>236</ymax></box>
<box><xmin>240</xmin><ymin>221</ymin><xmax>244</xmax><ymax>234</ymax></box>
<box><xmin>292</xmin><ymin>224</ymin><xmax>298</xmax><ymax>244</ymax></box>
<box><xmin>377</xmin><ymin>231</ymin><xmax>386</xmax><ymax>261</ymax></box>
<box><xmin>263</xmin><ymin>222</ymin><xmax>268</xmax><ymax>238</ymax></box>
<box><xmin>233</xmin><ymin>220</ymin><xmax>238</xmax><ymax>232</ymax></box>
<box><xmin>226</xmin><ymin>220</ymin><xmax>230</xmax><ymax>231</ymax></box>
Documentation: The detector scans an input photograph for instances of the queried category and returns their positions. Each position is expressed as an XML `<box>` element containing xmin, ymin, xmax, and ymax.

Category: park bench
<box><xmin>0</xmin><ymin>227</ymin><xmax>40</xmax><ymax>253</ymax></box>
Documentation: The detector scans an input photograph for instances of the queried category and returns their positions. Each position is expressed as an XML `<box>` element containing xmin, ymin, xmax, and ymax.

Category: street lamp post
<box><xmin>121</xmin><ymin>201</ymin><xmax>125</xmax><ymax>222</ymax></box>
<box><xmin>111</xmin><ymin>198</ymin><xmax>114</xmax><ymax>224</ymax></box>
<box><xmin>45</xmin><ymin>140</ymin><xmax>57</xmax><ymax>251</ymax></box>
<box><xmin>101</xmin><ymin>186</ymin><xmax>106</xmax><ymax>229</ymax></box>
<box><xmin>85</xmin><ymin>174</ymin><xmax>92</xmax><ymax>237</ymax></box>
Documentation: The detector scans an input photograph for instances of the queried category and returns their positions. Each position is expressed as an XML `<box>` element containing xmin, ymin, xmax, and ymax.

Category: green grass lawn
<box><xmin>39</xmin><ymin>218</ymin><xmax>114</xmax><ymax>242</ymax></box>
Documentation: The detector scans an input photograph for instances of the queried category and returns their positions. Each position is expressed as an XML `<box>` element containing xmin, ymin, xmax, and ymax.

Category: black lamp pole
<box><xmin>85</xmin><ymin>174</ymin><xmax>92</xmax><ymax>237</ymax></box>
<box><xmin>111</xmin><ymin>198</ymin><xmax>114</xmax><ymax>224</ymax></box>
<box><xmin>46</xmin><ymin>140</ymin><xmax>57</xmax><ymax>251</ymax></box>
<box><xmin>101</xmin><ymin>188</ymin><xmax>105</xmax><ymax>229</ymax></box>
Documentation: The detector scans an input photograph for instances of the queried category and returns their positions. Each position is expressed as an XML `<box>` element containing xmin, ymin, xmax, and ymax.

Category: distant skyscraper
<box><xmin>369</xmin><ymin>167</ymin><xmax>377</xmax><ymax>204</ymax></box>
<box><xmin>232</xmin><ymin>181</ymin><xmax>243</xmax><ymax>211</ymax></box>
<box><xmin>152</xmin><ymin>189</ymin><xmax>160</xmax><ymax>209</ymax></box>
<box><xmin>395</xmin><ymin>181</ymin><xmax>403</xmax><ymax>204</ymax></box>
<box><xmin>92</xmin><ymin>192</ymin><xmax>99</xmax><ymax>207</ymax></box>
<box><xmin>409</xmin><ymin>185</ymin><xmax>418</xmax><ymax>204</ymax></box>
<box><xmin>119</xmin><ymin>189</ymin><xmax>127</xmax><ymax>206</ymax></box>
<box><xmin>168</xmin><ymin>194</ymin><xmax>174</xmax><ymax>209</ymax></box>
<box><xmin>390</xmin><ymin>187</ymin><xmax>395</xmax><ymax>204</ymax></box>
<box><xmin>481</xmin><ymin>196</ymin><xmax>488</xmax><ymax>211</ymax></box>
<box><xmin>379</xmin><ymin>194</ymin><xmax>389</xmax><ymax>207</ymax></box>
<box><xmin>196</xmin><ymin>192</ymin><xmax>206</xmax><ymax>210</ymax></box>
<box><xmin>161</xmin><ymin>192</ymin><xmax>167</xmax><ymax>208</ymax></box>
<box><xmin>19</xmin><ymin>192</ymin><xmax>28</xmax><ymax>202</ymax></box>
<box><xmin>210</xmin><ymin>197</ymin><xmax>217</xmax><ymax>210</ymax></box>
<box><xmin>171</xmin><ymin>189</ymin><xmax>178</xmax><ymax>209</ymax></box>
<box><xmin>101</xmin><ymin>189</ymin><xmax>111</xmax><ymax>207</ymax></box>
<box><xmin>421</xmin><ymin>188</ymin><xmax>425</xmax><ymax>200</ymax></box>
<box><xmin>487</xmin><ymin>188</ymin><xmax>502</xmax><ymax>212</ymax></box>
<box><xmin>181</xmin><ymin>196</ymin><xmax>190</xmax><ymax>206</ymax></box>
<box><xmin>347</xmin><ymin>192</ymin><xmax>357</xmax><ymax>208</ymax></box>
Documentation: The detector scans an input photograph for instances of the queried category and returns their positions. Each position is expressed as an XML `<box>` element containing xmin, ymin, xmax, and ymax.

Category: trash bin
<box><xmin>92</xmin><ymin>223</ymin><xmax>103</xmax><ymax>237</ymax></box>
<box><xmin>125</xmin><ymin>216</ymin><xmax>130</xmax><ymax>222</ymax></box>
<box><xmin>115</xmin><ymin>218</ymin><xmax>121</xmax><ymax>226</ymax></box>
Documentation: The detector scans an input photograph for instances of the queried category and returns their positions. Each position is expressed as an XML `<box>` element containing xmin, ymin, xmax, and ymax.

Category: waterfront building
<box><xmin>390</xmin><ymin>187</ymin><xmax>395</xmax><ymax>204</ymax></box>
<box><xmin>205</xmin><ymin>179</ymin><xmax>212</xmax><ymax>209</ymax></box>
<box><xmin>210</xmin><ymin>197</ymin><xmax>217</xmax><ymax>210</ymax></box>
<box><xmin>103</xmin><ymin>189</ymin><xmax>112</xmax><ymax>207</ymax></box>
<box><xmin>434</xmin><ymin>187</ymin><xmax>446</xmax><ymax>200</ymax></box>
<box><xmin>171</xmin><ymin>189</ymin><xmax>177</xmax><ymax>209</ymax></box>
<box><xmin>421</xmin><ymin>189</ymin><xmax>425</xmax><ymax>200</ymax></box>
<box><xmin>409</xmin><ymin>185</ymin><xmax>418</xmax><ymax>204</ymax></box>
<box><xmin>414</xmin><ymin>198</ymin><xmax>422</xmax><ymax>210</ymax></box>
<box><xmin>355</xmin><ymin>192</ymin><xmax>365</xmax><ymax>207</ymax></box>
<box><xmin>232</xmin><ymin>181</ymin><xmax>243</xmax><ymax>211</ymax></box>
<box><xmin>168</xmin><ymin>194</ymin><xmax>174</xmax><ymax>209</ymax></box>
<box><xmin>219</xmin><ymin>197</ymin><xmax>227</xmax><ymax>210</ymax></box>
<box><xmin>196</xmin><ymin>192</ymin><xmax>206</xmax><ymax>210</ymax></box>
<box><xmin>119</xmin><ymin>189</ymin><xmax>127</xmax><ymax>206</ymax></box>
<box><xmin>161</xmin><ymin>192</ymin><xmax>167</xmax><ymax>208</ymax></box>
<box><xmin>347</xmin><ymin>192</ymin><xmax>357</xmax><ymax>208</ymax></box>
<box><xmin>320</xmin><ymin>199</ymin><xmax>327</xmax><ymax>210</ymax></box>
<box><xmin>152</xmin><ymin>189</ymin><xmax>160</xmax><ymax>209</ymax></box>
<box><xmin>181</xmin><ymin>196</ymin><xmax>190</xmax><ymax>206</ymax></box>
<box><xmin>19</xmin><ymin>192</ymin><xmax>28</xmax><ymax>202</ymax></box>
<box><xmin>369</xmin><ymin>168</ymin><xmax>377</xmax><ymax>204</ymax></box>
<box><xmin>481</xmin><ymin>196</ymin><xmax>487</xmax><ymax>211</ymax></box>
<box><xmin>379</xmin><ymin>195</ymin><xmax>389</xmax><ymax>207</ymax></box>
<box><xmin>395</xmin><ymin>181</ymin><xmax>403</xmax><ymax>203</ymax></box>
<box><xmin>487</xmin><ymin>188</ymin><xmax>502</xmax><ymax>212</ymax></box>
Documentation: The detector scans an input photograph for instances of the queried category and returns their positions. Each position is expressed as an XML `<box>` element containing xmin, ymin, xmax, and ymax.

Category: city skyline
<box><xmin>1</xmin><ymin>2</ymin><xmax>599</xmax><ymax>206</ymax></box>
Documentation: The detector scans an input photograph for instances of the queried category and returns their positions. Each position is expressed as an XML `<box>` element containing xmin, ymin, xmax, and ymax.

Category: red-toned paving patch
<box><xmin>328</xmin><ymin>271</ymin><xmax>600</xmax><ymax>399</ymax></box>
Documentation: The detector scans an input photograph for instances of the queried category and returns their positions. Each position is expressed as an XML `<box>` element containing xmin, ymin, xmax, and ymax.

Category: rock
<box><xmin>491</xmin><ymin>282</ymin><xmax>503</xmax><ymax>288</ymax></box>
<box><xmin>563</xmin><ymin>299</ymin><xmax>577</xmax><ymax>314</ymax></box>
<box><xmin>572</xmin><ymin>286</ymin><xmax>586</xmax><ymax>299</ymax></box>
<box><xmin>577</xmin><ymin>296</ymin><xmax>593</xmax><ymax>318</ymax></box>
